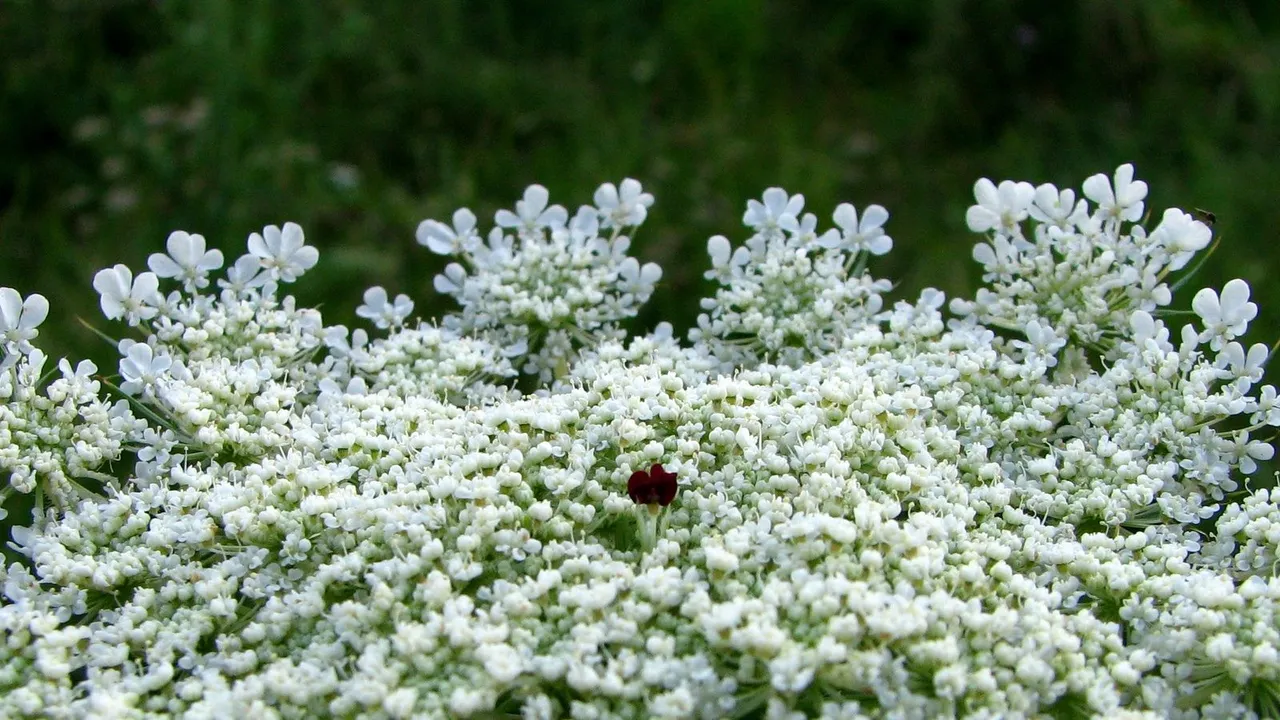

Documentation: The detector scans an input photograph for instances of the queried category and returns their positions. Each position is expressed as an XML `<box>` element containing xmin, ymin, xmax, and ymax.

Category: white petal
<box><xmin>19</xmin><ymin>294</ymin><xmax>48</xmax><ymax>330</ymax></box>
<box><xmin>593</xmin><ymin>182</ymin><xmax>619</xmax><ymax>209</ymax></box>
<box><xmin>1081</xmin><ymin>172</ymin><xmax>1115</xmax><ymax>205</ymax></box>
<box><xmin>639</xmin><ymin>262</ymin><xmax>662</xmax><ymax>284</ymax></box>
<box><xmin>522</xmin><ymin>185</ymin><xmax>549</xmax><ymax>215</ymax></box>
<box><xmin>707</xmin><ymin>236</ymin><xmax>731</xmax><ymax>266</ymax></box>
<box><xmin>973</xmin><ymin>178</ymin><xmax>999</xmax><ymax>208</ymax></box>
<box><xmin>966</xmin><ymin>206</ymin><xmax>1000</xmax><ymax>233</ymax></box>
<box><xmin>832</xmin><ymin>203</ymin><xmax>858</xmax><ymax>232</ymax></box>
<box><xmin>859</xmin><ymin>204</ymin><xmax>889</xmax><ymax>231</ymax></box>
<box><xmin>1220</xmin><ymin>279</ymin><xmax>1252</xmax><ymax>312</ymax></box>
<box><xmin>0</xmin><ymin>288</ymin><xmax>21</xmax><ymax>330</ymax></box>
<box><xmin>1191</xmin><ymin>288</ymin><xmax>1221</xmax><ymax>322</ymax></box>
<box><xmin>281</xmin><ymin>223</ymin><xmax>305</xmax><ymax>252</ymax></box>
<box><xmin>148</xmin><ymin>253</ymin><xmax>183</xmax><ymax>278</ymax></box>
<box><xmin>452</xmin><ymin>208</ymin><xmax>476</xmax><ymax>233</ymax></box>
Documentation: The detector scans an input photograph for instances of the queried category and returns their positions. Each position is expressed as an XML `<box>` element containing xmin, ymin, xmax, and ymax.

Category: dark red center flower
<box><xmin>627</xmin><ymin>463</ymin><xmax>678</xmax><ymax>506</ymax></box>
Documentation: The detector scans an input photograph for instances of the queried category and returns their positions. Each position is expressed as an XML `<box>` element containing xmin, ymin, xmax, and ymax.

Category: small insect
<box><xmin>1193</xmin><ymin>208</ymin><xmax>1216</xmax><ymax>228</ymax></box>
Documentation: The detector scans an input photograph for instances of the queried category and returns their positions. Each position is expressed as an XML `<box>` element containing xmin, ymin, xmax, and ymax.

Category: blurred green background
<box><xmin>2</xmin><ymin>0</ymin><xmax>1279</xmax><ymax>368</ymax></box>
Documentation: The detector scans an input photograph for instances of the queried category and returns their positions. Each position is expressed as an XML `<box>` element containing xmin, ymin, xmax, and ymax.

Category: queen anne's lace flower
<box><xmin>422</xmin><ymin>180</ymin><xmax>663</xmax><ymax>382</ymax></box>
<box><xmin>355</xmin><ymin>286</ymin><xmax>414</xmax><ymax>329</ymax></box>
<box><xmin>2</xmin><ymin>165</ymin><xmax>1278</xmax><ymax>719</ymax></box>
<box><xmin>0</xmin><ymin>288</ymin><xmax>48</xmax><ymax>361</ymax></box>
<box><xmin>147</xmin><ymin>230</ymin><xmax>224</xmax><ymax>292</ymax></box>
<box><xmin>743</xmin><ymin>187</ymin><xmax>804</xmax><ymax>235</ymax></box>
<box><xmin>594</xmin><ymin>178</ymin><xmax>654</xmax><ymax>229</ymax></box>
<box><xmin>1083</xmin><ymin>162</ymin><xmax>1148</xmax><ymax>224</ymax></box>
<box><xmin>246</xmin><ymin>222</ymin><xmax>318</xmax><ymax>283</ymax></box>
<box><xmin>1194</xmin><ymin>278</ymin><xmax>1258</xmax><ymax>350</ymax></box>
<box><xmin>92</xmin><ymin>264</ymin><xmax>161</xmax><ymax>324</ymax></box>
<box><xmin>818</xmin><ymin>202</ymin><xmax>892</xmax><ymax>255</ymax></box>
<box><xmin>965</xmin><ymin>178</ymin><xmax>1035</xmax><ymax>234</ymax></box>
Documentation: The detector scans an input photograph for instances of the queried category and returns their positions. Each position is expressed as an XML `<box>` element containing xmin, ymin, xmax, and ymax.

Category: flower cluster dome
<box><xmin>0</xmin><ymin>167</ymin><xmax>1276</xmax><ymax>719</ymax></box>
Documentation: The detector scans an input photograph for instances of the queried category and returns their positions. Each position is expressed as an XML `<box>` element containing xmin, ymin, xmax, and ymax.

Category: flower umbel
<box><xmin>2</xmin><ymin>164</ymin><xmax>1279</xmax><ymax>720</ymax></box>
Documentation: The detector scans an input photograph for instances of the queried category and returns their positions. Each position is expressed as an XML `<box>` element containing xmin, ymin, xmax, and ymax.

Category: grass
<box><xmin>1</xmin><ymin>1</ymin><xmax>1278</xmax><ymax>381</ymax></box>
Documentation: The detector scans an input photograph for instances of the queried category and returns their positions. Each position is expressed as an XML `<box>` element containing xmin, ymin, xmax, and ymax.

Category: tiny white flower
<box><xmin>1150</xmin><ymin>208</ymin><xmax>1212</xmax><ymax>271</ymax></box>
<box><xmin>965</xmin><ymin>178</ymin><xmax>1035</xmax><ymax>234</ymax></box>
<box><xmin>1227</xmin><ymin>432</ymin><xmax>1275</xmax><ymax>474</ymax></box>
<box><xmin>971</xmin><ymin>234</ymin><xmax>1021</xmax><ymax>275</ymax></box>
<box><xmin>356</xmin><ymin>286</ymin><xmax>414</xmax><ymax>329</ymax></box>
<box><xmin>147</xmin><ymin>230</ymin><xmax>224</xmax><ymax>291</ymax></box>
<box><xmin>416</xmin><ymin>208</ymin><xmax>480</xmax><ymax>256</ymax></box>
<box><xmin>1193</xmin><ymin>279</ymin><xmax>1257</xmax><ymax>350</ymax></box>
<box><xmin>1215</xmin><ymin>341</ymin><xmax>1269</xmax><ymax>388</ymax></box>
<box><xmin>1028</xmin><ymin>184</ymin><xmax>1088</xmax><ymax>228</ymax></box>
<box><xmin>820</xmin><ymin>203</ymin><xmax>892</xmax><ymax>255</ymax></box>
<box><xmin>0</xmin><ymin>288</ymin><xmax>49</xmax><ymax>353</ymax></box>
<box><xmin>743</xmin><ymin>187</ymin><xmax>804</xmax><ymax>234</ymax></box>
<box><xmin>495</xmin><ymin>184</ymin><xmax>568</xmax><ymax>233</ymax></box>
<box><xmin>118</xmin><ymin>342</ymin><xmax>173</xmax><ymax>395</ymax></box>
<box><xmin>92</xmin><ymin>264</ymin><xmax>161</xmax><ymax>324</ymax></box>
<box><xmin>705</xmin><ymin>235</ymin><xmax>748</xmax><ymax>283</ymax></box>
<box><xmin>617</xmin><ymin>258</ymin><xmax>662</xmax><ymax>298</ymax></box>
<box><xmin>594</xmin><ymin>178</ymin><xmax>654</xmax><ymax>228</ymax></box>
<box><xmin>569</xmin><ymin>206</ymin><xmax>601</xmax><ymax>247</ymax></box>
<box><xmin>918</xmin><ymin>288</ymin><xmax>945</xmax><ymax>310</ymax></box>
<box><xmin>217</xmin><ymin>253</ymin><xmax>271</xmax><ymax>294</ymax></box>
<box><xmin>1082</xmin><ymin>162</ymin><xmax>1147</xmax><ymax>223</ymax></box>
<box><xmin>246</xmin><ymin>222</ymin><xmax>318</xmax><ymax>283</ymax></box>
<box><xmin>1252</xmin><ymin>385</ymin><xmax>1280</xmax><ymax>426</ymax></box>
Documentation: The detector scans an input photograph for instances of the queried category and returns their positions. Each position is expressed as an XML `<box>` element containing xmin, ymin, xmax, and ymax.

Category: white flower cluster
<box><xmin>1</xmin><ymin>168</ymin><xmax>1279</xmax><ymax>719</ymax></box>
<box><xmin>953</xmin><ymin>164</ymin><xmax>1214</xmax><ymax>352</ymax></box>
<box><xmin>418</xmin><ymin>179</ymin><xmax>660</xmax><ymax>383</ymax></box>
<box><xmin>691</xmin><ymin>189</ymin><xmax>894</xmax><ymax>370</ymax></box>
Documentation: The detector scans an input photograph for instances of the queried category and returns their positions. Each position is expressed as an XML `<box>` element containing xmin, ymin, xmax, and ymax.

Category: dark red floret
<box><xmin>627</xmin><ymin>463</ymin><xmax>678</xmax><ymax>506</ymax></box>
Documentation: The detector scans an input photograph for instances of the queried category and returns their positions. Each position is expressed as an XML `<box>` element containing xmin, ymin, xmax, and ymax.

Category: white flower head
<box><xmin>219</xmin><ymin>254</ymin><xmax>271</xmax><ymax>294</ymax></box>
<box><xmin>965</xmin><ymin>178</ymin><xmax>1036</xmax><ymax>235</ymax></box>
<box><xmin>0</xmin><ymin>288</ymin><xmax>49</xmax><ymax>355</ymax></box>
<box><xmin>8</xmin><ymin>164</ymin><xmax>1280</xmax><ymax>720</ymax></box>
<box><xmin>743</xmin><ymin>188</ymin><xmax>804</xmax><ymax>235</ymax></box>
<box><xmin>594</xmin><ymin>178</ymin><xmax>654</xmax><ymax>229</ymax></box>
<box><xmin>495</xmin><ymin>185</ymin><xmax>568</xmax><ymax>234</ymax></box>
<box><xmin>617</xmin><ymin>258</ymin><xmax>662</xmax><ymax>299</ymax></box>
<box><xmin>417</xmin><ymin>208</ymin><xmax>480</xmax><ymax>256</ymax></box>
<box><xmin>1228</xmin><ymin>431</ymin><xmax>1275</xmax><ymax>474</ymax></box>
<box><xmin>92</xmin><ymin>264</ymin><xmax>161</xmax><ymax>324</ymax></box>
<box><xmin>118</xmin><ymin>342</ymin><xmax>174</xmax><ymax>396</ymax></box>
<box><xmin>356</xmin><ymin>286</ymin><xmax>414</xmax><ymax>329</ymax></box>
<box><xmin>1252</xmin><ymin>385</ymin><xmax>1280</xmax><ymax>426</ymax></box>
<box><xmin>1082</xmin><ymin>163</ymin><xmax>1148</xmax><ymax>224</ymax></box>
<box><xmin>1150</xmin><ymin>208</ymin><xmax>1213</xmax><ymax>272</ymax></box>
<box><xmin>820</xmin><ymin>203</ymin><xmax>892</xmax><ymax>255</ymax></box>
<box><xmin>1215</xmin><ymin>341</ymin><xmax>1269</xmax><ymax>389</ymax></box>
<box><xmin>147</xmin><ymin>230</ymin><xmax>224</xmax><ymax>292</ymax></box>
<box><xmin>1028</xmin><ymin>184</ymin><xmax>1088</xmax><ymax>228</ymax></box>
<box><xmin>1193</xmin><ymin>279</ymin><xmax>1257</xmax><ymax>350</ymax></box>
<box><xmin>794</xmin><ymin>212</ymin><xmax>840</xmax><ymax>249</ymax></box>
<box><xmin>705</xmin><ymin>235</ymin><xmax>749</xmax><ymax>283</ymax></box>
<box><xmin>1013</xmin><ymin>319</ymin><xmax>1066</xmax><ymax>365</ymax></box>
<box><xmin>246</xmin><ymin>222</ymin><xmax>319</xmax><ymax>283</ymax></box>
